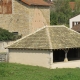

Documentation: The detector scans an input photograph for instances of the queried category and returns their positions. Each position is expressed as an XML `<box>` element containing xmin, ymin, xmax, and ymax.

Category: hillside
<box><xmin>0</xmin><ymin>63</ymin><xmax>80</xmax><ymax>80</ymax></box>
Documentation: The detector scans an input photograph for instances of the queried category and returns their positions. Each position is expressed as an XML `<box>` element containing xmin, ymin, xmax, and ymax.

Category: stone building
<box><xmin>0</xmin><ymin>0</ymin><xmax>80</xmax><ymax>68</ymax></box>
<box><xmin>7</xmin><ymin>25</ymin><xmax>80</xmax><ymax>69</ymax></box>
<box><xmin>4</xmin><ymin>0</ymin><xmax>80</xmax><ymax>69</ymax></box>
<box><xmin>0</xmin><ymin>0</ymin><xmax>50</xmax><ymax>55</ymax></box>
<box><xmin>0</xmin><ymin>0</ymin><xmax>50</xmax><ymax>36</ymax></box>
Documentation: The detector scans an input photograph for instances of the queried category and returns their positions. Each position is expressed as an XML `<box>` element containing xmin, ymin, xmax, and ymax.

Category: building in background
<box><xmin>69</xmin><ymin>14</ymin><xmax>80</xmax><ymax>32</ymax></box>
<box><xmin>0</xmin><ymin>0</ymin><xmax>50</xmax><ymax>54</ymax></box>
<box><xmin>0</xmin><ymin>0</ymin><xmax>50</xmax><ymax>36</ymax></box>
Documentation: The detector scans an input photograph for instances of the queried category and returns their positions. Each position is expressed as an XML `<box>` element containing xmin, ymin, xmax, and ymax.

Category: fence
<box><xmin>0</xmin><ymin>53</ymin><xmax>7</xmax><ymax>62</ymax></box>
<box><xmin>0</xmin><ymin>41</ymin><xmax>14</xmax><ymax>62</ymax></box>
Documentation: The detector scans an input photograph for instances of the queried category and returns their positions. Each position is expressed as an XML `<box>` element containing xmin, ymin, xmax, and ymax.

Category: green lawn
<box><xmin>0</xmin><ymin>63</ymin><xmax>80</xmax><ymax>80</ymax></box>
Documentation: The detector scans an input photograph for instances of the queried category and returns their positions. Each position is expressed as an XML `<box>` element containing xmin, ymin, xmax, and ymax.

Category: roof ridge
<box><xmin>65</xmin><ymin>26</ymin><xmax>80</xmax><ymax>34</ymax></box>
<box><xmin>6</xmin><ymin>26</ymin><xmax>46</xmax><ymax>48</ymax></box>
<box><xmin>45</xmin><ymin>26</ymin><xmax>52</xmax><ymax>49</ymax></box>
<box><xmin>70</xmin><ymin>14</ymin><xmax>80</xmax><ymax>20</ymax></box>
<box><xmin>47</xmin><ymin>25</ymin><xmax>66</xmax><ymax>27</ymax></box>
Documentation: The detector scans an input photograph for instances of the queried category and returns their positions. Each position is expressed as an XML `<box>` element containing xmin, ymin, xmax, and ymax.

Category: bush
<box><xmin>0</xmin><ymin>28</ymin><xmax>21</xmax><ymax>41</ymax></box>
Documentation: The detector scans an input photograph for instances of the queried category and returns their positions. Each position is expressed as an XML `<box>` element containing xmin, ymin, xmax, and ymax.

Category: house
<box><xmin>69</xmin><ymin>14</ymin><xmax>80</xmax><ymax>32</ymax></box>
<box><xmin>7</xmin><ymin>25</ymin><xmax>80</xmax><ymax>69</ymax></box>
<box><xmin>0</xmin><ymin>0</ymin><xmax>50</xmax><ymax>36</ymax></box>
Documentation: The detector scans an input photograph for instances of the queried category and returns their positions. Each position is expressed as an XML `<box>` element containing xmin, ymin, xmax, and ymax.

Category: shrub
<box><xmin>0</xmin><ymin>28</ymin><xmax>21</xmax><ymax>41</ymax></box>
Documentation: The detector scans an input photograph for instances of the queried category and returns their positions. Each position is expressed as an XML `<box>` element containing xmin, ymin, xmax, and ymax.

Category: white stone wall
<box><xmin>9</xmin><ymin>49</ymin><xmax>51</xmax><ymax>68</ymax></box>
<box><xmin>8</xmin><ymin>48</ymin><xmax>80</xmax><ymax>69</ymax></box>
<box><xmin>0</xmin><ymin>41</ymin><xmax>14</xmax><ymax>53</ymax></box>
<box><xmin>69</xmin><ymin>15</ymin><xmax>80</xmax><ymax>28</ymax></box>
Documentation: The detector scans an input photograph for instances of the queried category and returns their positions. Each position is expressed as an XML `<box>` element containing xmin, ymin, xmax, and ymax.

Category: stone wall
<box><xmin>29</xmin><ymin>6</ymin><xmax>50</xmax><ymax>34</ymax></box>
<box><xmin>0</xmin><ymin>0</ymin><xmax>29</xmax><ymax>36</ymax></box>
<box><xmin>0</xmin><ymin>41</ymin><xmax>14</xmax><ymax>53</ymax></box>
<box><xmin>0</xmin><ymin>14</ymin><xmax>29</xmax><ymax>36</ymax></box>
<box><xmin>40</xmin><ymin>6</ymin><xmax>50</xmax><ymax>25</ymax></box>
<box><xmin>13</xmin><ymin>0</ymin><xmax>29</xmax><ymax>15</ymax></box>
<box><xmin>9</xmin><ymin>49</ymin><xmax>50</xmax><ymax>68</ymax></box>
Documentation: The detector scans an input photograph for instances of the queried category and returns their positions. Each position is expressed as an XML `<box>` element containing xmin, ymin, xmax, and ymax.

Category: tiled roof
<box><xmin>72</xmin><ymin>24</ymin><xmax>80</xmax><ymax>32</ymax></box>
<box><xmin>21</xmin><ymin>0</ymin><xmax>50</xmax><ymax>6</ymax></box>
<box><xmin>7</xmin><ymin>25</ymin><xmax>80</xmax><ymax>50</ymax></box>
<box><xmin>69</xmin><ymin>2</ymin><xmax>75</xmax><ymax>10</ymax></box>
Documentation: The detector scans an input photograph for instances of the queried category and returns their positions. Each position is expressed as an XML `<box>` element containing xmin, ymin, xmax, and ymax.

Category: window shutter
<box><xmin>7</xmin><ymin>0</ymin><xmax>12</xmax><ymax>14</ymax></box>
<box><xmin>2</xmin><ymin>0</ymin><xmax>12</xmax><ymax>14</ymax></box>
<box><xmin>3</xmin><ymin>0</ymin><xmax>7</xmax><ymax>14</ymax></box>
<box><xmin>0</xmin><ymin>0</ymin><xmax>3</xmax><ymax>14</ymax></box>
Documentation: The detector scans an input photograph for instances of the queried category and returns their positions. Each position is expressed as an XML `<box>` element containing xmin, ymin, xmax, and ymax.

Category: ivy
<box><xmin>0</xmin><ymin>28</ymin><xmax>21</xmax><ymax>41</ymax></box>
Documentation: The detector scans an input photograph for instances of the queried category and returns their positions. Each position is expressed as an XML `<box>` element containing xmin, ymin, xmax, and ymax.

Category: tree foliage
<box><xmin>50</xmin><ymin>0</ymin><xmax>80</xmax><ymax>26</ymax></box>
<box><xmin>0</xmin><ymin>28</ymin><xmax>21</xmax><ymax>41</ymax></box>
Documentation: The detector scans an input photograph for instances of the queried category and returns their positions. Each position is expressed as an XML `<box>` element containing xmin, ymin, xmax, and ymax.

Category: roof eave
<box><xmin>21</xmin><ymin>0</ymin><xmax>51</xmax><ymax>6</ymax></box>
<box><xmin>7</xmin><ymin>47</ymin><xmax>80</xmax><ymax>50</ymax></box>
<box><xmin>30</xmin><ymin>4</ymin><xmax>51</xmax><ymax>6</ymax></box>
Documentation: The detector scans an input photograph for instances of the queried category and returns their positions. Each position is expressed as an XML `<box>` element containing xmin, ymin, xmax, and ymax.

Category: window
<box><xmin>12</xmin><ymin>32</ymin><xmax>18</xmax><ymax>35</ymax></box>
<box><xmin>0</xmin><ymin>0</ymin><xmax>12</xmax><ymax>14</ymax></box>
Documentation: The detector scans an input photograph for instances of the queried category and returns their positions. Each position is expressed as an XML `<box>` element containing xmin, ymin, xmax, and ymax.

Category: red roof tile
<box><xmin>72</xmin><ymin>24</ymin><xmax>80</xmax><ymax>32</ymax></box>
<box><xmin>21</xmin><ymin>0</ymin><xmax>50</xmax><ymax>6</ymax></box>
<box><xmin>69</xmin><ymin>2</ymin><xmax>75</xmax><ymax>10</ymax></box>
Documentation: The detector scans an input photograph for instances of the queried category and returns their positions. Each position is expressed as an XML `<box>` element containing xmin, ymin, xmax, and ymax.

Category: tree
<box><xmin>70</xmin><ymin>0</ymin><xmax>75</xmax><ymax>1</ymax></box>
<box><xmin>75</xmin><ymin>0</ymin><xmax>80</xmax><ymax>13</ymax></box>
<box><xmin>50</xmin><ymin>0</ymin><xmax>71</xmax><ymax>25</ymax></box>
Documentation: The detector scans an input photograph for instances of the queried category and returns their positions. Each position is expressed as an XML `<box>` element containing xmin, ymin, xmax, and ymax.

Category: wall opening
<box><xmin>53</xmin><ymin>49</ymin><xmax>80</xmax><ymax>63</ymax></box>
<box><xmin>53</xmin><ymin>50</ymin><xmax>65</xmax><ymax>62</ymax></box>
<box><xmin>68</xmin><ymin>49</ymin><xmax>80</xmax><ymax>61</ymax></box>
<box><xmin>12</xmin><ymin>32</ymin><xmax>18</xmax><ymax>35</ymax></box>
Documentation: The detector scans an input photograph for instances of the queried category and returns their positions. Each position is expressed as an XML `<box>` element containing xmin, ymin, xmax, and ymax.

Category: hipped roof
<box><xmin>21</xmin><ymin>0</ymin><xmax>50</xmax><ymax>6</ymax></box>
<box><xmin>7</xmin><ymin>25</ymin><xmax>80</xmax><ymax>50</ymax></box>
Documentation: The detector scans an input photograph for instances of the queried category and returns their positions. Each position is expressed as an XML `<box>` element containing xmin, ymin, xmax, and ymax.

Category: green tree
<box><xmin>50</xmin><ymin>0</ymin><xmax>80</xmax><ymax>26</ymax></box>
<box><xmin>50</xmin><ymin>0</ymin><xmax>71</xmax><ymax>25</ymax></box>
<box><xmin>75</xmin><ymin>0</ymin><xmax>80</xmax><ymax>13</ymax></box>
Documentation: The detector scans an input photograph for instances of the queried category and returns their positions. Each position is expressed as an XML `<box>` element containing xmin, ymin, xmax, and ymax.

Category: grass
<box><xmin>0</xmin><ymin>63</ymin><xmax>80</xmax><ymax>80</ymax></box>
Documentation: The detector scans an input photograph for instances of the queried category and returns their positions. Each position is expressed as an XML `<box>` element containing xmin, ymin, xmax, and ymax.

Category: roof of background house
<box><xmin>7</xmin><ymin>25</ymin><xmax>80</xmax><ymax>50</ymax></box>
<box><xmin>70</xmin><ymin>14</ymin><xmax>80</xmax><ymax>21</ymax></box>
<box><xmin>72</xmin><ymin>24</ymin><xmax>80</xmax><ymax>32</ymax></box>
<box><xmin>21</xmin><ymin>0</ymin><xmax>50</xmax><ymax>6</ymax></box>
<box><xmin>69</xmin><ymin>2</ymin><xmax>75</xmax><ymax>10</ymax></box>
